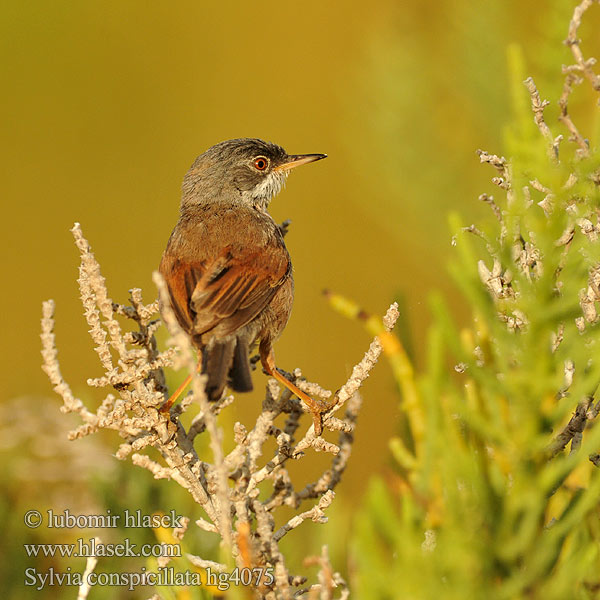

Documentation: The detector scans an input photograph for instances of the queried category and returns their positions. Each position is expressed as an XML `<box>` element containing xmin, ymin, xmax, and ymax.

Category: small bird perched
<box><xmin>159</xmin><ymin>138</ymin><xmax>327</xmax><ymax>431</ymax></box>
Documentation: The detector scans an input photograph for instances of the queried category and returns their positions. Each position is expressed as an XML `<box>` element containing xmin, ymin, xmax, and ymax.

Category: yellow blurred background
<box><xmin>3</xmin><ymin>0</ymin><xmax>599</xmax><ymax>510</ymax></box>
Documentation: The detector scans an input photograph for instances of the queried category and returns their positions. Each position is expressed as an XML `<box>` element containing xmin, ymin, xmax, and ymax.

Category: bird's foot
<box><xmin>270</xmin><ymin>367</ymin><xmax>331</xmax><ymax>436</ymax></box>
<box><xmin>159</xmin><ymin>361</ymin><xmax>202</xmax><ymax>414</ymax></box>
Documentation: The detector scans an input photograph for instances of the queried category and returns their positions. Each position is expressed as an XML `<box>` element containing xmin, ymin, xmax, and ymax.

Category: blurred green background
<box><xmin>2</xmin><ymin>0</ymin><xmax>599</xmax><ymax>597</ymax></box>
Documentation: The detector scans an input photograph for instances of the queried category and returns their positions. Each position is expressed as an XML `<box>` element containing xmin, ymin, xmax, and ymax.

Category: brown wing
<box><xmin>190</xmin><ymin>244</ymin><xmax>290</xmax><ymax>337</ymax></box>
<box><xmin>160</xmin><ymin>239</ymin><xmax>291</xmax><ymax>343</ymax></box>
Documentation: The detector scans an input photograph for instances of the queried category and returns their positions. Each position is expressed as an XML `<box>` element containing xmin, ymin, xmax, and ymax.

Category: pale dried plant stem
<box><xmin>41</xmin><ymin>222</ymin><xmax>396</xmax><ymax>597</ymax></box>
<box><xmin>76</xmin><ymin>541</ymin><xmax>100</xmax><ymax>600</ymax></box>
<box><xmin>476</xmin><ymin>0</ymin><xmax>600</xmax><ymax>464</ymax></box>
<box><xmin>566</xmin><ymin>0</ymin><xmax>600</xmax><ymax>93</ymax></box>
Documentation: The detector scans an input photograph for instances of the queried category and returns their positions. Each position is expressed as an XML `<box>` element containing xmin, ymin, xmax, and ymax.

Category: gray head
<box><xmin>181</xmin><ymin>138</ymin><xmax>326</xmax><ymax>211</ymax></box>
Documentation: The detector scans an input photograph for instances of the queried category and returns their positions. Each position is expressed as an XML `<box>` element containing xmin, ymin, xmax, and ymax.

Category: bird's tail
<box><xmin>203</xmin><ymin>336</ymin><xmax>253</xmax><ymax>401</ymax></box>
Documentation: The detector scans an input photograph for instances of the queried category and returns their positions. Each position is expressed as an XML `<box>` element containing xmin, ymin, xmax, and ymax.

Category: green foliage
<box><xmin>350</xmin><ymin>30</ymin><xmax>600</xmax><ymax>600</ymax></box>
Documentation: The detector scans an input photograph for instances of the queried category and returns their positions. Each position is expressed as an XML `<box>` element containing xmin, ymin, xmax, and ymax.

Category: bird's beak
<box><xmin>274</xmin><ymin>153</ymin><xmax>327</xmax><ymax>172</ymax></box>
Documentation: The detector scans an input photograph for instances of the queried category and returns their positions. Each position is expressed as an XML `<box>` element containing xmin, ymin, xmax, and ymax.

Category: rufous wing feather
<box><xmin>160</xmin><ymin>236</ymin><xmax>290</xmax><ymax>400</ymax></box>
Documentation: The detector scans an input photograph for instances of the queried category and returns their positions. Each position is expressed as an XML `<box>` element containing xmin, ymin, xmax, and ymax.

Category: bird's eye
<box><xmin>253</xmin><ymin>156</ymin><xmax>269</xmax><ymax>171</ymax></box>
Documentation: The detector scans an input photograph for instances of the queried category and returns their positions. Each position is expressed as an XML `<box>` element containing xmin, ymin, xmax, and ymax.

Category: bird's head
<box><xmin>181</xmin><ymin>138</ymin><xmax>326</xmax><ymax>211</ymax></box>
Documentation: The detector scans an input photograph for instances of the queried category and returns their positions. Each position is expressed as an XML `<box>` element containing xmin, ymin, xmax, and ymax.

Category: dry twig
<box><xmin>41</xmin><ymin>224</ymin><xmax>398</xmax><ymax>598</ymax></box>
<box><xmin>473</xmin><ymin>0</ymin><xmax>600</xmax><ymax>462</ymax></box>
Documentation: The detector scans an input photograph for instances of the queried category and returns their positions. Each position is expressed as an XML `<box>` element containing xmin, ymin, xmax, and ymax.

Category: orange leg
<box><xmin>159</xmin><ymin>360</ymin><xmax>202</xmax><ymax>414</ymax></box>
<box><xmin>260</xmin><ymin>344</ymin><xmax>330</xmax><ymax>435</ymax></box>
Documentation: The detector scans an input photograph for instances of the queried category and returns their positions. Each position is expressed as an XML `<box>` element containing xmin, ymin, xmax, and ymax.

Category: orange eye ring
<box><xmin>253</xmin><ymin>156</ymin><xmax>269</xmax><ymax>171</ymax></box>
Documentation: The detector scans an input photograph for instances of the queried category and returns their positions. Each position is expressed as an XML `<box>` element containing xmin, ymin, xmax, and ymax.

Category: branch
<box><xmin>41</xmin><ymin>223</ymin><xmax>399</xmax><ymax>597</ymax></box>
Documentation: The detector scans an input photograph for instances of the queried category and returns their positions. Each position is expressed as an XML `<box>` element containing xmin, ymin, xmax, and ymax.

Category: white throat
<box><xmin>250</xmin><ymin>171</ymin><xmax>289</xmax><ymax>208</ymax></box>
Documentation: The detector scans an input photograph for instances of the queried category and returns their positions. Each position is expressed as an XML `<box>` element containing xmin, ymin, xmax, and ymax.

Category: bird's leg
<box><xmin>159</xmin><ymin>360</ymin><xmax>202</xmax><ymax>414</ymax></box>
<box><xmin>260</xmin><ymin>343</ymin><xmax>329</xmax><ymax>436</ymax></box>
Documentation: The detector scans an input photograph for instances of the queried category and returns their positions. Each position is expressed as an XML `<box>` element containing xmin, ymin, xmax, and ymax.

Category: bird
<box><xmin>159</xmin><ymin>138</ymin><xmax>328</xmax><ymax>432</ymax></box>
